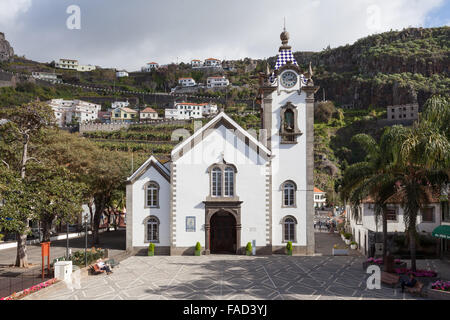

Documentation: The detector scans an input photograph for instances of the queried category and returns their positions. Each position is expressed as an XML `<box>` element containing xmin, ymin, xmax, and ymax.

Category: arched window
<box><xmin>282</xmin><ymin>181</ymin><xmax>296</xmax><ymax>207</ymax></box>
<box><xmin>284</xmin><ymin>109</ymin><xmax>295</xmax><ymax>132</ymax></box>
<box><xmin>146</xmin><ymin>182</ymin><xmax>159</xmax><ymax>208</ymax></box>
<box><xmin>146</xmin><ymin>216</ymin><xmax>159</xmax><ymax>243</ymax></box>
<box><xmin>224</xmin><ymin>167</ymin><xmax>234</xmax><ymax>197</ymax></box>
<box><xmin>212</xmin><ymin>167</ymin><xmax>222</xmax><ymax>197</ymax></box>
<box><xmin>283</xmin><ymin>216</ymin><xmax>297</xmax><ymax>242</ymax></box>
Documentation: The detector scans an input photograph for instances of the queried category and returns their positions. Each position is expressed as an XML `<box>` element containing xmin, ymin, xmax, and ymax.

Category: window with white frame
<box><xmin>224</xmin><ymin>167</ymin><xmax>234</xmax><ymax>197</ymax></box>
<box><xmin>146</xmin><ymin>216</ymin><xmax>159</xmax><ymax>242</ymax></box>
<box><xmin>212</xmin><ymin>167</ymin><xmax>222</xmax><ymax>197</ymax></box>
<box><xmin>282</xmin><ymin>181</ymin><xmax>296</xmax><ymax>207</ymax></box>
<box><xmin>283</xmin><ymin>216</ymin><xmax>297</xmax><ymax>242</ymax></box>
<box><xmin>146</xmin><ymin>181</ymin><xmax>159</xmax><ymax>207</ymax></box>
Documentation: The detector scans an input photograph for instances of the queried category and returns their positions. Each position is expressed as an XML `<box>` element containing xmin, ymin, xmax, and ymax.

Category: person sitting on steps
<box><xmin>96</xmin><ymin>259</ymin><xmax>113</xmax><ymax>275</ymax></box>
<box><xmin>400</xmin><ymin>273</ymin><xmax>417</xmax><ymax>293</ymax></box>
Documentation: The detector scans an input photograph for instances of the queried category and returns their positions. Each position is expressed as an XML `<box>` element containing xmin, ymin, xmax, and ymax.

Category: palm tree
<box><xmin>341</xmin><ymin>126</ymin><xmax>404</xmax><ymax>262</ymax></box>
<box><xmin>393</xmin><ymin>95</ymin><xmax>450</xmax><ymax>271</ymax></box>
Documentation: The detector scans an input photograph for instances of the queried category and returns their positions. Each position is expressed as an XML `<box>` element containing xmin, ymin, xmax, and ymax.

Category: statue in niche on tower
<box><xmin>284</xmin><ymin>109</ymin><xmax>294</xmax><ymax>132</ymax></box>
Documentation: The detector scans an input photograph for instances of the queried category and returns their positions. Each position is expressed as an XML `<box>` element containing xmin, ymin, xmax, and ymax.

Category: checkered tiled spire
<box><xmin>269</xmin><ymin>27</ymin><xmax>299</xmax><ymax>83</ymax></box>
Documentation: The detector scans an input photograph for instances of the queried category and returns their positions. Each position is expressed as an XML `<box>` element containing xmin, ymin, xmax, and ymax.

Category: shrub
<box><xmin>71</xmin><ymin>248</ymin><xmax>105</xmax><ymax>266</ymax></box>
<box><xmin>195</xmin><ymin>242</ymin><xmax>201</xmax><ymax>251</ymax></box>
<box><xmin>148</xmin><ymin>243</ymin><xmax>155</xmax><ymax>253</ymax></box>
<box><xmin>0</xmin><ymin>234</ymin><xmax>4</xmax><ymax>241</ymax></box>
<box><xmin>286</xmin><ymin>241</ymin><xmax>293</xmax><ymax>251</ymax></box>
<box><xmin>245</xmin><ymin>242</ymin><xmax>252</xmax><ymax>252</ymax></box>
<box><xmin>350</xmin><ymin>241</ymin><xmax>357</xmax><ymax>245</ymax></box>
<box><xmin>344</xmin><ymin>233</ymin><xmax>352</xmax><ymax>240</ymax></box>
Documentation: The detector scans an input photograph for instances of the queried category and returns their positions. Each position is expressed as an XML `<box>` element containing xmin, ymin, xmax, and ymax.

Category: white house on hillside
<box><xmin>48</xmin><ymin>99</ymin><xmax>101</xmax><ymax>126</ymax></box>
<box><xmin>165</xmin><ymin>102</ymin><xmax>218</xmax><ymax>120</ymax></box>
<box><xmin>204</xmin><ymin>58</ymin><xmax>221</xmax><ymax>67</ymax></box>
<box><xmin>126</xmin><ymin>28</ymin><xmax>317</xmax><ymax>256</ymax></box>
<box><xmin>178</xmin><ymin>77</ymin><xmax>196</xmax><ymax>87</ymax></box>
<box><xmin>191</xmin><ymin>59</ymin><xmax>202</xmax><ymax>68</ymax></box>
<box><xmin>140</xmin><ymin>107</ymin><xmax>159</xmax><ymax>120</ymax></box>
<box><xmin>142</xmin><ymin>62</ymin><xmax>159</xmax><ymax>72</ymax></box>
<box><xmin>314</xmin><ymin>187</ymin><xmax>326</xmax><ymax>208</ymax></box>
<box><xmin>116</xmin><ymin>70</ymin><xmax>129</xmax><ymax>78</ymax></box>
<box><xmin>55</xmin><ymin>59</ymin><xmax>96</xmax><ymax>72</ymax></box>
<box><xmin>207</xmin><ymin>76</ymin><xmax>229</xmax><ymax>88</ymax></box>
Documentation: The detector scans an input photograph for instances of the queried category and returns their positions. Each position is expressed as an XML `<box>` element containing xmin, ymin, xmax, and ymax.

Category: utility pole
<box><xmin>66</xmin><ymin>221</ymin><xmax>69</xmax><ymax>260</ymax></box>
<box><xmin>84</xmin><ymin>213</ymin><xmax>88</xmax><ymax>267</ymax></box>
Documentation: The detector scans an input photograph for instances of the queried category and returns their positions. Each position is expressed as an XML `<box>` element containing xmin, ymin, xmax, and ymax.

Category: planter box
<box><xmin>350</xmin><ymin>244</ymin><xmax>357</xmax><ymax>250</ymax></box>
<box><xmin>345</xmin><ymin>239</ymin><xmax>351</xmax><ymax>245</ymax></box>
<box><xmin>195</xmin><ymin>250</ymin><xmax>201</xmax><ymax>256</ymax></box>
<box><xmin>426</xmin><ymin>283</ymin><xmax>450</xmax><ymax>300</ymax></box>
<box><xmin>362</xmin><ymin>261</ymin><xmax>407</xmax><ymax>270</ymax></box>
<box><xmin>246</xmin><ymin>251</ymin><xmax>252</xmax><ymax>256</ymax></box>
<box><xmin>286</xmin><ymin>250</ymin><xmax>292</xmax><ymax>256</ymax></box>
<box><xmin>148</xmin><ymin>251</ymin><xmax>154</xmax><ymax>256</ymax></box>
<box><xmin>332</xmin><ymin>248</ymin><xmax>348</xmax><ymax>256</ymax></box>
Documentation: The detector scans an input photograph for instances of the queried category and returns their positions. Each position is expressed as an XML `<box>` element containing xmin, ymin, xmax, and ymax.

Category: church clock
<box><xmin>280</xmin><ymin>70</ymin><xmax>298</xmax><ymax>89</ymax></box>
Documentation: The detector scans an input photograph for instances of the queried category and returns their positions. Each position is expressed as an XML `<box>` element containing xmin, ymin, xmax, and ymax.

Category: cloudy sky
<box><xmin>0</xmin><ymin>0</ymin><xmax>449</xmax><ymax>71</ymax></box>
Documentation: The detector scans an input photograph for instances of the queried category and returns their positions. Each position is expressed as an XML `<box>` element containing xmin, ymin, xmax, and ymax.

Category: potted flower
<box><xmin>332</xmin><ymin>244</ymin><xmax>348</xmax><ymax>256</ymax></box>
<box><xmin>344</xmin><ymin>233</ymin><xmax>352</xmax><ymax>245</ymax></box>
<box><xmin>286</xmin><ymin>241</ymin><xmax>293</xmax><ymax>256</ymax></box>
<box><xmin>148</xmin><ymin>243</ymin><xmax>155</xmax><ymax>256</ymax></box>
<box><xmin>350</xmin><ymin>241</ymin><xmax>357</xmax><ymax>250</ymax></box>
<box><xmin>195</xmin><ymin>242</ymin><xmax>201</xmax><ymax>256</ymax></box>
<box><xmin>245</xmin><ymin>242</ymin><xmax>252</xmax><ymax>256</ymax></box>
<box><xmin>427</xmin><ymin>280</ymin><xmax>450</xmax><ymax>300</ymax></box>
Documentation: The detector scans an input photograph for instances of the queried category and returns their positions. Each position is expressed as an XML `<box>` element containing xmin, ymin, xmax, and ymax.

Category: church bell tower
<box><xmin>259</xmin><ymin>27</ymin><xmax>319</xmax><ymax>255</ymax></box>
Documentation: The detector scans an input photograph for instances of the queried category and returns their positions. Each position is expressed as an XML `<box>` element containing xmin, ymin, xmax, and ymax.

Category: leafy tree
<box><xmin>0</xmin><ymin>101</ymin><xmax>55</xmax><ymax>267</ymax></box>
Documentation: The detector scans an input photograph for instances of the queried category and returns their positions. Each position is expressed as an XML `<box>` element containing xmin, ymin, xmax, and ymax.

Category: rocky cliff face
<box><xmin>268</xmin><ymin>27</ymin><xmax>450</xmax><ymax>109</ymax></box>
<box><xmin>0</xmin><ymin>32</ymin><xmax>14</xmax><ymax>62</ymax></box>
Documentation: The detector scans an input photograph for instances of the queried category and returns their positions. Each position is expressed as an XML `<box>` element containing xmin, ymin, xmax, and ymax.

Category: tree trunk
<box><xmin>409</xmin><ymin>228</ymin><xmax>417</xmax><ymax>271</ymax></box>
<box><xmin>15</xmin><ymin>232</ymin><xmax>29</xmax><ymax>268</ymax></box>
<box><xmin>93</xmin><ymin>197</ymin><xmax>106</xmax><ymax>245</ymax></box>
<box><xmin>87</xmin><ymin>200</ymin><xmax>94</xmax><ymax>231</ymax></box>
<box><xmin>15</xmin><ymin>134</ymin><xmax>30</xmax><ymax>267</ymax></box>
<box><xmin>42</xmin><ymin>219</ymin><xmax>52</xmax><ymax>243</ymax></box>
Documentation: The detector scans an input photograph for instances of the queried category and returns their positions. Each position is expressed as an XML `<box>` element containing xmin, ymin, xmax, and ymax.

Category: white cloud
<box><xmin>0</xmin><ymin>0</ymin><xmax>446</xmax><ymax>70</ymax></box>
<box><xmin>0</xmin><ymin>0</ymin><xmax>32</xmax><ymax>26</ymax></box>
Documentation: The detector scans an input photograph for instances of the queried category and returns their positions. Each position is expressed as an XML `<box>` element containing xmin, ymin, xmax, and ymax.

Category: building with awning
<box><xmin>432</xmin><ymin>225</ymin><xmax>450</xmax><ymax>239</ymax></box>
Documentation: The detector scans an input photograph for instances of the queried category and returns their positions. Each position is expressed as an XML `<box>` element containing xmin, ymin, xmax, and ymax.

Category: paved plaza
<box><xmin>23</xmin><ymin>254</ymin><xmax>437</xmax><ymax>300</ymax></box>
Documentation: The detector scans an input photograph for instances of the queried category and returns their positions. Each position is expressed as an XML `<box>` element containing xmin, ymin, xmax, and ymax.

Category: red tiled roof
<box><xmin>314</xmin><ymin>187</ymin><xmax>325</xmax><ymax>193</ymax></box>
<box><xmin>141</xmin><ymin>107</ymin><xmax>157</xmax><ymax>113</ymax></box>
<box><xmin>179</xmin><ymin>77</ymin><xmax>194</xmax><ymax>80</ymax></box>
<box><xmin>205</xmin><ymin>58</ymin><xmax>220</xmax><ymax>61</ymax></box>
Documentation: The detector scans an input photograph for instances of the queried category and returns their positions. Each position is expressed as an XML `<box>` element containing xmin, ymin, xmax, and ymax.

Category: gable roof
<box><xmin>127</xmin><ymin>156</ymin><xmax>170</xmax><ymax>183</ymax></box>
<box><xmin>141</xmin><ymin>107</ymin><xmax>157</xmax><ymax>113</ymax></box>
<box><xmin>314</xmin><ymin>187</ymin><xmax>325</xmax><ymax>193</ymax></box>
<box><xmin>171</xmin><ymin>111</ymin><xmax>271</xmax><ymax>160</ymax></box>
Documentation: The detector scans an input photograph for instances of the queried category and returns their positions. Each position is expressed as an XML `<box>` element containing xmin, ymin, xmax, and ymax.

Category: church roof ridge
<box><xmin>171</xmin><ymin>111</ymin><xmax>271</xmax><ymax>158</ymax></box>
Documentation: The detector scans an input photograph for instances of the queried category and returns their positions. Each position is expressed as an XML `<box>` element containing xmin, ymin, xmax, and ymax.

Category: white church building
<box><xmin>126</xmin><ymin>29</ymin><xmax>319</xmax><ymax>255</ymax></box>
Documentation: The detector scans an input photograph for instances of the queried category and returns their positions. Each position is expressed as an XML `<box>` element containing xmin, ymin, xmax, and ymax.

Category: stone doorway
<box><xmin>210</xmin><ymin>211</ymin><xmax>236</xmax><ymax>254</ymax></box>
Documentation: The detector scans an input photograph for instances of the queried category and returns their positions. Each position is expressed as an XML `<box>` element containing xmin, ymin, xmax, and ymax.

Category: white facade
<box><xmin>191</xmin><ymin>60</ymin><xmax>202</xmax><ymax>68</ymax></box>
<box><xmin>111</xmin><ymin>101</ymin><xmax>130</xmax><ymax>109</ymax></box>
<box><xmin>48</xmin><ymin>99</ymin><xmax>101</xmax><ymax>126</ymax></box>
<box><xmin>55</xmin><ymin>59</ymin><xmax>96</xmax><ymax>72</ymax></box>
<box><xmin>207</xmin><ymin>76</ymin><xmax>229</xmax><ymax>88</ymax></box>
<box><xmin>127</xmin><ymin>29</ymin><xmax>316</xmax><ymax>256</ymax></box>
<box><xmin>314</xmin><ymin>188</ymin><xmax>327</xmax><ymax>208</ymax></box>
<box><xmin>178</xmin><ymin>78</ymin><xmax>196</xmax><ymax>87</ymax></box>
<box><xmin>348</xmin><ymin>201</ymin><xmax>443</xmax><ymax>256</ymax></box>
<box><xmin>142</xmin><ymin>62</ymin><xmax>159</xmax><ymax>72</ymax></box>
<box><xmin>116</xmin><ymin>70</ymin><xmax>129</xmax><ymax>78</ymax></box>
<box><xmin>32</xmin><ymin>72</ymin><xmax>62</xmax><ymax>84</ymax></box>
<box><xmin>204</xmin><ymin>58</ymin><xmax>221</xmax><ymax>67</ymax></box>
<box><xmin>140</xmin><ymin>108</ymin><xmax>159</xmax><ymax>120</ymax></box>
<box><xmin>165</xmin><ymin>102</ymin><xmax>218</xmax><ymax>120</ymax></box>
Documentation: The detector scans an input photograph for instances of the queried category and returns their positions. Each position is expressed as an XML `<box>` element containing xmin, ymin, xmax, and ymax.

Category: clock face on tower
<box><xmin>280</xmin><ymin>70</ymin><xmax>298</xmax><ymax>89</ymax></box>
